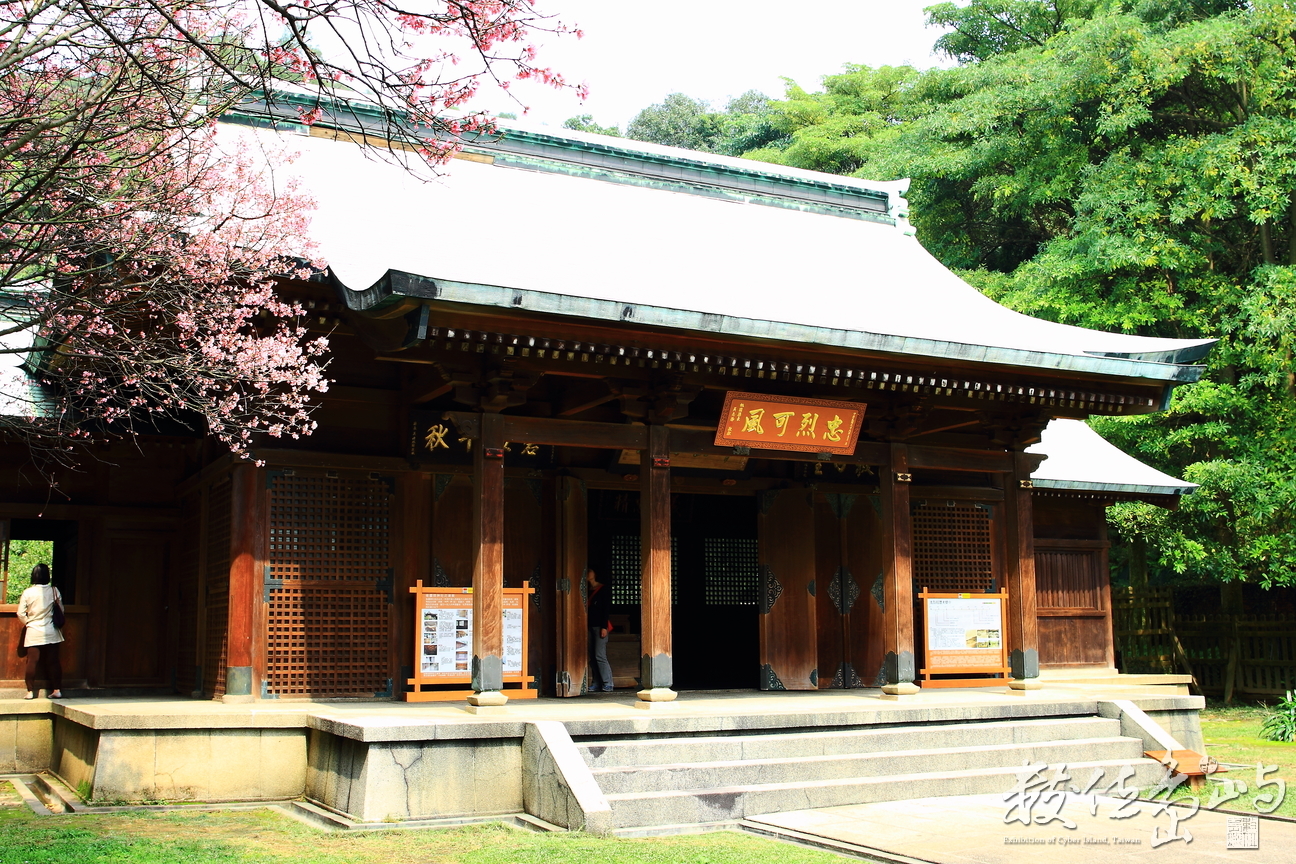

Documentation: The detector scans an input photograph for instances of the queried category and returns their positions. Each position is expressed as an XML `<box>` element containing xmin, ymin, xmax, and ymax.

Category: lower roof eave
<box><xmin>1030</xmin><ymin>478</ymin><xmax>1196</xmax><ymax>497</ymax></box>
<box><xmin>335</xmin><ymin>270</ymin><xmax>1209</xmax><ymax>387</ymax></box>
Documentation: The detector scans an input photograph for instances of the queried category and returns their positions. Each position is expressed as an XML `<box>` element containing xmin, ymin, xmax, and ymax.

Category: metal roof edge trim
<box><xmin>490</xmin><ymin>153</ymin><xmax>897</xmax><ymax>227</ymax></box>
<box><xmin>345</xmin><ymin>270</ymin><xmax>1208</xmax><ymax>385</ymax></box>
<box><xmin>227</xmin><ymin>94</ymin><xmax>900</xmax><ymax>209</ymax></box>
<box><xmin>1030</xmin><ymin>478</ymin><xmax>1197</xmax><ymax>496</ymax></box>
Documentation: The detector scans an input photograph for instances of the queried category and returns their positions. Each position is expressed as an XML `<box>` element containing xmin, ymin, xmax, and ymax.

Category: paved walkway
<box><xmin>748</xmin><ymin>793</ymin><xmax>1295</xmax><ymax>863</ymax></box>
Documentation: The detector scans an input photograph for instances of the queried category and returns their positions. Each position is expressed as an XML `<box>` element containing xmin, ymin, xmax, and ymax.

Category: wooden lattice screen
<box><xmin>202</xmin><ymin>478</ymin><xmax>232</xmax><ymax>698</ymax></box>
<box><xmin>703</xmin><ymin>538</ymin><xmax>760</xmax><ymax>605</ymax></box>
<box><xmin>1036</xmin><ymin>549</ymin><xmax>1103</xmax><ymax>610</ymax></box>
<box><xmin>608</xmin><ymin>535</ymin><xmax>678</xmax><ymax>605</ymax></box>
<box><xmin>264</xmin><ymin>470</ymin><xmax>394</xmax><ymax>698</ymax></box>
<box><xmin>911</xmin><ymin>501</ymin><xmax>995</xmax><ymax>593</ymax></box>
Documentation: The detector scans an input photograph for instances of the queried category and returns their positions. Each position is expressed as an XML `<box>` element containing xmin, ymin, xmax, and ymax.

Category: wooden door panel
<box><xmin>431</xmin><ymin>477</ymin><xmax>473</xmax><ymax>587</ymax></box>
<box><xmin>845</xmin><ymin>495</ymin><xmax>884</xmax><ymax>688</ymax></box>
<box><xmin>758</xmin><ymin>488</ymin><xmax>816</xmax><ymax>690</ymax></box>
<box><xmin>814</xmin><ymin>496</ymin><xmax>844</xmax><ymax>688</ymax></box>
<box><xmin>105</xmin><ymin>537</ymin><xmax>169</xmax><ymax>685</ymax></box>
<box><xmin>555</xmin><ymin>476</ymin><xmax>588</xmax><ymax>696</ymax></box>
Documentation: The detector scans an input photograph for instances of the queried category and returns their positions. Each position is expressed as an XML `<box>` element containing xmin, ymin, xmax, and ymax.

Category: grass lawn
<box><xmin>1143</xmin><ymin>701</ymin><xmax>1296</xmax><ymax>819</ymax></box>
<box><xmin>0</xmin><ymin>790</ymin><xmax>842</xmax><ymax>864</ymax></box>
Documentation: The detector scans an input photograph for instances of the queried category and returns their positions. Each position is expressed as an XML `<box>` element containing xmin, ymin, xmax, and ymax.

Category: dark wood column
<box><xmin>638</xmin><ymin>423</ymin><xmax>676</xmax><ymax>705</ymax></box>
<box><xmin>1005</xmin><ymin>451</ymin><xmax>1041</xmax><ymax>690</ymax></box>
<box><xmin>225</xmin><ymin>461</ymin><xmax>262</xmax><ymax>702</ymax></box>
<box><xmin>879</xmin><ymin>443</ymin><xmax>918</xmax><ymax>697</ymax></box>
<box><xmin>470</xmin><ymin>412</ymin><xmax>508</xmax><ymax>706</ymax></box>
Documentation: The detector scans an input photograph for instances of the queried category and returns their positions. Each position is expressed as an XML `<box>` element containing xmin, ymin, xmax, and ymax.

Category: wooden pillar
<box><xmin>1005</xmin><ymin>451</ymin><xmax>1041</xmax><ymax>690</ymax></box>
<box><xmin>638</xmin><ymin>424</ymin><xmax>676</xmax><ymax>705</ymax></box>
<box><xmin>224</xmin><ymin>461</ymin><xmax>262</xmax><ymax>702</ymax></box>
<box><xmin>470</xmin><ymin>412</ymin><xmax>507</xmax><ymax>707</ymax></box>
<box><xmin>879</xmin><ymin>443</ymin><xmax>918</xmax><ymax>697</ymax></box>
<box><xmin>554</xmin><ymin>476</ymin><xmax>588</xmax><ymax>696</ymax></box>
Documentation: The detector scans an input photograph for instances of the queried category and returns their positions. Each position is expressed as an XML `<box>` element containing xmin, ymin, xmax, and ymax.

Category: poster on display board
<box><xmin>919</xmin><ymin>590</ymin><xmax>1009</xmax><ymax>687</ymax></box>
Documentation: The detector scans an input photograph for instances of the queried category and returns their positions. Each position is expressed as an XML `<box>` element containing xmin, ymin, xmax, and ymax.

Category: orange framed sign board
<box><xmin>714</xmin><ymin>391</ymin><xmax>864</xmax><ymax>455</ymax></box>
<box><xmin>918</xmin><ymin>590</ymin><xmax>1010</xmax><ymax>688</ymax></box>
<box><xmin>404</xmin><ymin>581</ymin><xmax>536</xmax><ymax>702</ymax></box>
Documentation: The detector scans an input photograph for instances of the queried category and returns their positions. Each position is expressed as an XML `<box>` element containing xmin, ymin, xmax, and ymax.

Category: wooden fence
<box><xmin>1113</xmin><ymin>587</ymin><xmax>1296</xmax><ymax>701</ymax></box>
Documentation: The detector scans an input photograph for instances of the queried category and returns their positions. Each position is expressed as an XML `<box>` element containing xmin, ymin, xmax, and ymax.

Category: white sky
<box><xmin>482</xmin><ymin>1</ymin><xmax>954</xmax><ymax>128</ymax></box>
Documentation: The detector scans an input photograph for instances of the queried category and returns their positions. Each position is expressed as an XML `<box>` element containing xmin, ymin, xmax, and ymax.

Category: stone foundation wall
<box><xmin>0</xmin><ymin>713</ymin><xmax>52</xmax><ymax>773</ymax></box>
<box><xmin>305</xmin><ymin>729</ymin><xmax>523</xmax><ymax>823</ymax></box>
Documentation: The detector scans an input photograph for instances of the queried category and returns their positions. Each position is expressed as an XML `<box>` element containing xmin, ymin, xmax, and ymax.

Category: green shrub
<box><xmin>1260</xmin><ymin>690</ymin><xmax>1296</xmax><ymax>742</ymax></box>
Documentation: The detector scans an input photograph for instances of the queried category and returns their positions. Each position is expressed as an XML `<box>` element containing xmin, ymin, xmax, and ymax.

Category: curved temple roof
<box><xmin>1028</xmin><ymin>419</ymin><xmax>1196</xmax><ymax>497</ymax></box>
<box><xmin>221</xmin><ymin>110</ymin><xmax>1213</xmax><ymax>385</ymax></box>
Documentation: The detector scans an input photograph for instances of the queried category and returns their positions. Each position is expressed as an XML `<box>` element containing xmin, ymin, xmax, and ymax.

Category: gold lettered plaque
<box><xmin>714</xmin><ymin>391</ymin><xmax>865</xmax><ymax>455</ymax></box>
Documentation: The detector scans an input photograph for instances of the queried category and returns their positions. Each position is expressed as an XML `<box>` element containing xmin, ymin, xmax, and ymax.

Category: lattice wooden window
<box><xmin>911</xmin><ymin>501</ymin><xmax>995</xmax><ymax>593</ymax></box>
<box><xmin>265</xmin><ymin>471</ymin><xmax>393</xmax><ymax>698</ymax></box>
<box><xmin>1037</xmin><ymin>549</ymin><xmax>1102</xmax><ymax>610</ymax></box>
<box><xmin>704</xmin><ymin>538</ymin><xmax>759</xmax><ymax>605</ymax></box>
<box><xmin>203</xmin><ymin>478</ymin><xmax>232</xmax><ymax>698</ymax></box>
<box><xmin>609</xmin><ymin>535</ymin><xmax>678</xmax><ymax>605</ymax></box>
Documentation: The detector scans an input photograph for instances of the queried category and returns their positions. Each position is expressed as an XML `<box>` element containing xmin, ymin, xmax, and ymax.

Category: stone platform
<box><xmin>0</xmin><ymin>678</ymin><xmax>1204</xmax><ymax>832</ymax></box>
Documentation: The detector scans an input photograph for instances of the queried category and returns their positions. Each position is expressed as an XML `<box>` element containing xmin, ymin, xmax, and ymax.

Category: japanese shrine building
<box><xmin>0</xmin><ymin>97</ymin><xmax>1209</xmax><ymax>705</ymax></box>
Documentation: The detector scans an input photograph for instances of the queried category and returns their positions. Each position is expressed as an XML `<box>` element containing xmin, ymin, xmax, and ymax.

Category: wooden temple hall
<box><xmin>0</xmin><ymin>99</ymin><xmax>1209</xmax><ymax>707</ymax></box>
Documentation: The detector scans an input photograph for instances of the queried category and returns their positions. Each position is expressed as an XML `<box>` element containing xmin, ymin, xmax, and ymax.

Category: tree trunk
<box><xmin>1129</xmin><ymin>536</ymin><xmax>1149</xmax><ymax>590</ymax></box>
<box><xmin>1262</xmin><ymin>221</ymin><xmax>1276</xmax><ymax>265</ymax></box>
<box><xmin>1221</xmin><ymin>580</ymin><xmax>1244</xmax><ymax>615</ymax></box>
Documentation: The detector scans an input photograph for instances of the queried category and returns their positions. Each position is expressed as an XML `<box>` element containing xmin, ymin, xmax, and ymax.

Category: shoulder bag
<box><xmin>51</xmin><ymin>588</ymin><xmax>65</xmax><ymax>630</ymax></box>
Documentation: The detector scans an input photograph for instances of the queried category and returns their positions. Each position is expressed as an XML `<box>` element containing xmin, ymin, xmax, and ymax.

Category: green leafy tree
<box><xmin>562</xmin><ymin>114</ymin><xmax>621</xmax><ymax>136</ymax></box>
<box><xmin>730</xmin><ymin>0</ymin><xmax>1296</xmax><ymax>590</ymax></box>
<box><xmin>626</xmin><ymin>93</ymin><xmax>720</xmax><ymax>151</ymax></box>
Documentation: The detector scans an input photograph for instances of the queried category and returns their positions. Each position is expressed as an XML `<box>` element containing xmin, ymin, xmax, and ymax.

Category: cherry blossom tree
<box><xmin>0</xmin><ymin>0</ymin><xmax>577</xmax><ymax>471</ymax></box>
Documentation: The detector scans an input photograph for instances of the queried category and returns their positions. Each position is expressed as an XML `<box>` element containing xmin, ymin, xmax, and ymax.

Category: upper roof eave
<box><xmin>337</xmin><ymin>269</ymin><xmax>1208</xmax><ymax>385</ymax></box>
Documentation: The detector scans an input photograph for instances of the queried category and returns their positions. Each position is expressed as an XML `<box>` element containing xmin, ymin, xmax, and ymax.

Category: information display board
<box><xmin>918</xmin><ymin>589</ymin><xmax>1009</xmax><ymax>688</ymax></box>
<box><xmin>405</xmin><ymin>581</ymin><xmax>535</xmax><ymax>701</ymax></box>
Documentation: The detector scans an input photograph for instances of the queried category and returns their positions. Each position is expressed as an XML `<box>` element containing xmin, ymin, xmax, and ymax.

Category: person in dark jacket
<box><xmin>586</xmin><ymin>568</ymin><xmax>614</xmax><ymax>692</ymax></box>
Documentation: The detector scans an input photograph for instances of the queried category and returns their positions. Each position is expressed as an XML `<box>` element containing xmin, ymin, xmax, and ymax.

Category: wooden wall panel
<box><xmin>175</xmin><ymin>492</ymin><xmax>201</xmax><ymax>694</ymax></box>
<box><xmin>0</xmin><ymin>609</ymin><xmax>91</xmax><ymax>688</ymax></box>
<box><xmin>104</xmin><ymin>536</ymin><xmax>171</xmax><ymax>686</ymax></box>
<box><xmin>431</xmin><ymin>476</ymin><xmax>473</xmax><ymax>588</ymax></box>
<box><xmin>505</xmin><ymin>478</ymin><xmax>545</xmax><ymax>694</ymax></box>
<box><xmin>1040</xmin><ymin>616</ymin><xmax>1109</xmax><ymax>666</ymax></box>
<box><xmin>395</xmin><ymin>472</ymin><xmax>431</xmax><ymax>697</ymax></box>
<box><xmin>758</xmin><ymin>487</ymin><xmax>817</xmax><ymax>690</ymax></box>
<box><xmin>202</xmin><ymin>478</ymin><xmax>232</xmax><ymax>698</ymax></box>
<box><xmin>1037</xmin><ymin>550</ymin><xmax>1103</xmax><ymax>610</ymax></box>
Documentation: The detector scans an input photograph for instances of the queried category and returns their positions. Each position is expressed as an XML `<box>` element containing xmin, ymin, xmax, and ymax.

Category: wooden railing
<box><xmin>1113</xmin><ymin>586</ymin><xmax>1296</xmax><ymax>701</ymax></box>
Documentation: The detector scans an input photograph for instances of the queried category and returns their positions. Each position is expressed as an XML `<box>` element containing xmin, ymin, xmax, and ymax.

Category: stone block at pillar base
<box><xmin>1009</xmin><ymin>678</ymin><xmax>1043</xmax><ymax>693</ymax></box>
<box><xmin>463</xmin><ymin>704</ymin><xmax>509</xmax><ymax>715</ymax></box>
<box><xmin>879</xmin><ymin>682</ymin><xmax>921</xmax><ymax>700</ymax></box>
<box><xmin>467</xmin><ymin>690</ymin><xmax>508</xmax><ymax>707</ymax></box>
<box><xmin>220</xmin><ymin>694</ymin><xmax>256</xmax><ymax>705</ymax></box>
<box><xmin>635</xmin><ymin>688</ymin><xmax>677</xmax><ymax>709</ymax></box>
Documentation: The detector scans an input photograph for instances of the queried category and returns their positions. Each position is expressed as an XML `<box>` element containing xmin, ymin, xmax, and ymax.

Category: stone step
<box><xmin>579</xmin><ymin>716</ymin><xmax>1120</xmax><ymax>769</ymax></box>
<box><xmin>604</xmin><ymin>757</ymin><xmax>1167</xmax><ymax>829</ymax></box>
<box><xmin>592</xmin><ymin>736</ymin><xmax>1144</xmax><ymax>794</ymax></box>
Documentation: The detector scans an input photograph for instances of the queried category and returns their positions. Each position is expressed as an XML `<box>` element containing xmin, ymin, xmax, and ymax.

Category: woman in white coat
<box><xmin>16</xmin><ymin>563</ymin><xmax>63</xmax><ymax>699</ymax></box>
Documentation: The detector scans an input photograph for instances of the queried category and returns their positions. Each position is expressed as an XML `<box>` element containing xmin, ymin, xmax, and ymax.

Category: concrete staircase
<box><xmin>574</xmin><ymin>714</ymin><xmax>1166</xmax><ymax>831</ymax></box>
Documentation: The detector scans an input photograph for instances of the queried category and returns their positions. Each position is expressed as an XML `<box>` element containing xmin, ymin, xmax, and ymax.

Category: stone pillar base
<box><xmin>220</xmin><ymin>694</ymin><xmax>256</xmax><ymax>705</ymax></box>
<box><xmin>878</xmin><ymin>682</ymin><xmax>921</xmax><ymax>700</ymax></box>
<box><xmin>1009</xmin><ymin>678</ymin><xmax>1043</xmax><ymax>693</ymax></box>
<box><xmin>464</xmin><ymin>704</ymin><xmax>509</xmax><ymax>715</ymax></box>
<box><xmin>467</xmin><ymin>690</ymin><xmax>509</xmax><ymax>707</ymax></box>
<box><xmin>635</xmin><ymin>687</ymin><xmax>678</xmax><ymax>707</ymax></box>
